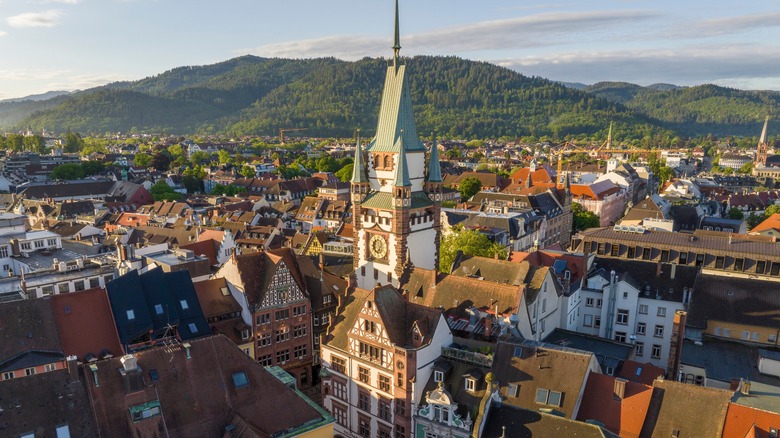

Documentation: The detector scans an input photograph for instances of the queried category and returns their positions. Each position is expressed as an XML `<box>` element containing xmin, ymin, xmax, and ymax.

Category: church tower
<box><xmin>352</xmin><ymin>0</ymin><xmax>441</xmax><ymax>289</ymax></box>
<box><xmin>756</xmin><ymin>116</ymin><xmax>770</xmax><ymax>167</ymax></box>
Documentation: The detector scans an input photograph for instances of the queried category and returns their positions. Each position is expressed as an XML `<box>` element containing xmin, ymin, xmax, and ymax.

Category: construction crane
<box><xmin>279</xmin><ymin>128</ymin><xmax>307</xmax><ymax>143</ymax></box>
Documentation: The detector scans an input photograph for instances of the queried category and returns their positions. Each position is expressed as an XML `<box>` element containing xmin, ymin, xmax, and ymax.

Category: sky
<box><xmin>1</xmin><ymin>0</ymin><xmax>779</xmax><ymax>100</ymax></box>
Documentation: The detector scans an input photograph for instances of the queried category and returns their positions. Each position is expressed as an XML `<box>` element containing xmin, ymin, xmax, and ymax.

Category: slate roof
<box><xmin>680</xmin><ymin>338</ymin><xmax>780</xmax><ymax>386</ymax></box>
<box><xmin>576</xmin><ymin>372</ymin><xmax>654</xmax><ymax>438</ymax></box>
<box><xmin>85</xmin><ymin>335</ymin><xmax>331</xmax><ymax>437</ymax></box>
<box><xmin>491</xmin><ymin>340</ymin><xmax>595</xmax><ymax>419</ymax></box>
<box><xmin>640</xmin><ymin>378</ymin><xmax>732</xmax><ymax>438</ymax></box>
<box><xmin>0</xmin><ymin>297</ymin><xmax>64</xmax><ymax>372</ymax></box>
<box><xmin>0</xmin><ymin>369</ymin><xmax>97</xmax><ymax>437</ymax></box>
<box><xmin>544</xmin><ymin>328</ymin><xmax>633</xmax><ymax>375</ymax></box>
<box><xmin>688</xmin><ymin>273</ymin><xmax>780</xmax><ymax>329</ymax></box>
<box><xmin>451</xmin><ymin>254</ymin><xmax>530</xmax><ymax>286</ymax></box>
<box><xmin>22</xmin><ymin>180</ymin><xmax>115</xmax><ymax>199</ymax></box>
<box><xmin>589</xmin><ymin>257</ymin><xmax>697</xmax><ymax>303</ymax></box>
<box><xmin>51</xmin><ymin>288</ymin><xmax>123</xmax><ymax>362</ymax></box>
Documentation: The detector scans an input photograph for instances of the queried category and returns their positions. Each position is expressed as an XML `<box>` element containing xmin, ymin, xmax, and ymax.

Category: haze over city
<box><xmin>1</xmin><ymin>0</ymin><xmax>779</xmax><ymax>100</ymax></box>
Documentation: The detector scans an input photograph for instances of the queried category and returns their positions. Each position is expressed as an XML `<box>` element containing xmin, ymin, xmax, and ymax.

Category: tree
<box><xmin>441</xmin><ymin>200</ymin><xmax>457</xmax><ymax>208</ymax></box>
<box><xmin>458</xmin><ymin>177</ymin><xmax>482</xmax><ymax>201</ymax></box>
<box><xmin>335</xmin><ymin>163</ymin><xmax>354</xmax><ymax>182</ymax></box>
<box><xmin>765</xmin><ymin>205</ymin><xmax>780</xmax><ymax>217</ymax></box>
<box><xmin>218</xmin><ymin>149</ymin><xmax>232</xmax><ymax>165</ymax></box>
<box><xmin>134</xmin><ymin>153</ymin><xmax>152</xmax><ymax>168</ymax></box>
<box><xmin>439</xmin><ymin>227</ymin><xmax>507</xmax><ymax>273</ymax></box>
<box><xmin>63</xmin><ymin>132</ymin><xmax>84</xmax><ymax>153</ymax></box>
<box><xmin>50</xmin><ymin>163</ymin><xmax>85</xmax><ymax>180</ymax></box>
<box><xmin>726</xmin><ymin>207</ymin><xmax>744</xmax><ymax>220</ymax></box>
<box><xmin>746</xmin><ymin>213</ymin><xmax>765</xmax><ymax>230</ymax></box>
<box><xmin>572</xmin><ymin>202</ymin><xmax>600</xmax><ymax>231</ymax></box>
<box><xmin>212</xmin><ymin>184</ymin><xmax>243</xmax><ymax>196</ymax></box>
<box><xmin>239</xmin><ymin>166</ymin><xmax>257</xmax><ymax>179</ymax></box>
<box><xmin>150</xmin><ymin>152</ymin><xmax>171</xmax><ymax>171</ymax></box>
<box><xmin>81</xmin><ymin>160</ymin><xmax>105</xmax><ymax>176</ymax></box>
<box><xmin>23</xmin><ymin>135</ymin><xmax>46</xmax><ymax>153</ymax></box>
<box><xmin>150</xmin><ymin>180</ymin><xmax>182</xmax><ymax>202</ymax></box>
<box><xmin>738</xmin><ymin>162</ymin><xmax>753</xmax><ymax>174</ymax></box>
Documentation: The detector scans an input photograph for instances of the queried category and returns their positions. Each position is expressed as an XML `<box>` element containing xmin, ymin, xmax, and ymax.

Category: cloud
<box><xmin>7</xmin><ymin>10</ymin><xmax>62</xmax><ymax>28</ymax></box>
<box><xmin>670</xmin><ymin>12</ymin><xmax>780</xmax><ymax>38</ymax></box>
<box><xmin>247</xmin><ymin>10</ymin><xmax>660</xmax><ymax>60</ymax></box>
<box><xmin>42</xmin><ymin>0</ymin><xmax>81</xmax><ymax>3</ymax></box>
<box><xmin>0</xmin><ymin>30</ymin><xmax>7</xmax><ymax>37</ymax></box>
<box><xmin>0</xmin><ymin>69</ymin><xmax>131</xmax><ymax>99</ymax></box>
<box><xmin>493</xmin><ymin>45</ymin><xmax>780</xmax><ymax>88</ymax></box>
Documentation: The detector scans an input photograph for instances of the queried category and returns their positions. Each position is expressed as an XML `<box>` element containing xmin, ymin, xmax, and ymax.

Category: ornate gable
<box><xmin>259</xmin><ymin>260</ymin><xmax>305</xmax><ymax>309</ymax></box>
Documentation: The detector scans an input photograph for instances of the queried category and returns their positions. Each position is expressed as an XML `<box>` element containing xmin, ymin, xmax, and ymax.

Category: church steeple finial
<box><xmin>392</xmin><ymin>0</ymin><xmax>401</xmax><ymax>63</ymax></box>
<box><xmin>351</xmin><ymin>129</ymin><xmax>368</xmax><ymax>184</ymax></box>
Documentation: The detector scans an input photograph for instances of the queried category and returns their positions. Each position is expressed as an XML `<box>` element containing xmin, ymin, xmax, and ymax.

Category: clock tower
<box><xmin>351</xmin><ymin>0</ymin><xmax>442</xmax><ymax>289</ymax></box>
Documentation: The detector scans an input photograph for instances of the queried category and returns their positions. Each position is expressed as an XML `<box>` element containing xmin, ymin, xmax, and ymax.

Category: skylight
<box><xmin>154</xmin><ymin>304</ymin><xmax>163</xmax><ymax>315</ymax></box>
<box><xmin>232</xmin><ymin>371</ymin><xmax>249</xmax><ymax>388</ymax></box>
<box><xmin>180</xmin><ymin>299</ymin><xmax>189</xmax><ymax>310</ymax></box>
<box><xmin>188</xmin><ymin>323</ymin><xmax>197</xmax><ymax>333</ymax></box>
<box><xmin>127</xmin><ymin>309</ymin><xmax>135</xmax><ymax>320</ymax></box>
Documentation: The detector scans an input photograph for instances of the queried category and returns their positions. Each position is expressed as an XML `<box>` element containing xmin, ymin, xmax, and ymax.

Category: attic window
<box><xmin>127</xmin><ymin>309</ymin><xmax>135</xmax><ymax>320</ymax></box>
<box><xmin>636</xmin><ymin>367</ymin><xmax>643</xmax><ymax>376</ymax></box>
<box><xmin>220</xmin><ymin>287</ymin><xmax>230</xmax><ymax>296</ymax></box>
<box><xmin>434</xmin><ymin>370</ymin><xmax>444</xmax><ymax>382</ymax></box>
<box><xmin>513</xmin><ymin>347</ymin><xmax>523</xmax><ymax>357</ymax></box>
<box><xmin>232</xmin><ymin>371</ymin><xmax>249</xmax><ymax>388</ymax></box>
<box><xmin>465</xmin><ymin>378</ymin><xmax>476</xmax><ymax>392</ymax></box>
<box><xmin>508</xmin><ymin>383</ymin><xmax>519</xmax><ymax>398</ymax></box>
<box><xmin>180</xmin><ymin>300</ymin><xmax>189</xmax><ymax>310</ymax></box>
<box><xmin>188</xmin><ymin>323</ymin><xmax>198</xmax><ymax>333</ymax></box>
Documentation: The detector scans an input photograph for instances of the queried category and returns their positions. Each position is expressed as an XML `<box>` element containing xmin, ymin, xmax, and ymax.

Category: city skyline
<box><xmin>1</xmin><ymin>0</ymin><xmax>779</xmax><ymax>100</ymax></box>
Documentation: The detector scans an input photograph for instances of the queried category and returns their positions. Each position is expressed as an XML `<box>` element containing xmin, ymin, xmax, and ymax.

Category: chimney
<box><xmin>66</xmin><ymin>355</ymin><xmax>79</xmax><ymax>381</ymax></box>
<box><xmin>431</xmin><ymin>269</ymin><xmax>438</xmax><ymax>287</ymax></box>
<box><xmin>319</xmin><ymin>252</ymin><xmax>325</xmax><ymax>271</ymax></box>
<box><xmin>670</xmin><ymin>263</ymin><xmax>676</xmax><ymax>280</ymax></box>
<box><xmin>740</xmin><ymin>378</ymin><xmax>751</xmax><ymax>395</ymax></box>
<box><xmin>183</xmin><ymin>342</ymin><xmax>192</xmax><ymax>359</ymax></box>
<box><xmin>120</xmin><ymin>354</ymin><xmax>138</xmax><ymax>373</ymax></box>
<box><xmin>89</xmin><ymin>363</ymin><xmax>99</xmax><ymax>387</ymax></box>
<box><xmin>668</xmin><ymin>310</ymin><xmax>687</xmax><ymax>380</ymax></box>
<box><xmin>613</xmin><ymin>378</ymin><xmax>627</xmax><ymax>400</ymax></box>
<box><xmin>484</xmin><ymin>315</ymin><xmax>494</xmax><ymax>338</ymax></box>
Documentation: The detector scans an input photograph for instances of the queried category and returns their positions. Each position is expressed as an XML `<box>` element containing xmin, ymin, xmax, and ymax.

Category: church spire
<box><xmin>393</xmin><ymin>131</ymin><xmax>411</xmax><ymax>187</ymax></box>
<box><xmin>427</xmin><ymin>131</ymin><xmax>442</xmax><ymax>183</ymax></box>
<box><xmin>351</xmin><ymin>129</ymin><xmax>368</xmax><ymax>183</ymax></box>
<box><xmin>760</xmin><ymin>115</ymin><xmax>770</xmax><ymax>144</ymax></box>
<box><xmin>392</xmin><ymin>0</ymin><xmax>401</xmax><ymax>63</ymax></box>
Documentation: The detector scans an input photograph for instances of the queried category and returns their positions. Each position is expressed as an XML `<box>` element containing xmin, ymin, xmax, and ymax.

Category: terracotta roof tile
<box><xmin>51</xmin><ymin>288</ymin><xmax>123</xmax><ymax>362</ymax></box>
<box><xmin>577</xmin><ymin>372</ymin><xmax>654</xmax><ymax>438</ymax></box>
<box><xmin>193</xmin><ymin>278</ymin><xmax>242</xmax><ymax>318</ymax></box>
<box><xmin>640</xmin><ymin>378</ymin><xmax>732</xmax><ymax>438</ymax></box>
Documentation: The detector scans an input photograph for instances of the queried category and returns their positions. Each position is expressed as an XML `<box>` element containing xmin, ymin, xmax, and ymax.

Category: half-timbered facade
<box><xmin>321</xmin><ymin>286</ymin><xmax>452</xmax><ymax>438</ymax></box>
<box><xmin>214</xmin><ymin>248</ymin><xmax>314</xmax><ymax>388</ymax></box>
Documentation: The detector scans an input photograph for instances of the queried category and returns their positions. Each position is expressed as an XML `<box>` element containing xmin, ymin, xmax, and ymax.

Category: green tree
<box><xmin>441</xmin><ymin>200</ymin><xmax>457</xmax><ymax>208</ymax></box>
<box><xmin>212</xmin><ymin>184</ymin><xmax>243</xmax><ymax>196</ymax></box>
<box><xmin>134</xmin><ymin>153</ymin><xmax>152</xmax><ymax>168</ymax></box>
<box><xmin>738</xmin><ymin>162</ymin><xmax>753</xmax><ymax>174</ymax></box>
<box><xmin>150</xmin><ymin>180</ymin><xmax>182</xmax><ymax>202</ymax></box>
<box><xmin>63</xmin><ymin>132</ymin><xmax>84</xmax><ymax>153</ymax></box>
<box><xmin>23</xmin><ymin>135</ymin><xmax>46</xmax><ymax>153</ymax></box>
<box><xmin>726</xmin><ymin>207</ymin><xmax>744</xmax><ymax>220</ymax></box>
<box><xmin>746</xmin><ymin>213</ymin><xmax>765</xmax><ymax>230</ymax></box>
<box><xmin>6</xmin><ymin>134</ymin><xmax>24</xmax><ymax>151</ymax></box>
<box><xmin>81</xmin><ymin>161</ymin><xmax>105</xmax><ymax>176</ymax></box>
<box><xmin>335</xmin><ymin>163</ymin><xmax>354</xmax><ymax>182</ymax></box>
<box><xmin>572</xmin><ymin>202</ymin><xmax>600</xmax><ymax>231</ymax></box>
<box><xmin>439</xmin><ymin>227</ymin><xmax>506</xmax><ymax>273</ymax></box>
<box><xmin>189</xmin><ymin>151</ymin><xmax>211</xmax><ymax>166</ymax></box>
<box><xmin>218</xmin><ymin>149</ymin><xmax>232</xmax><ymax>165</ymax></box>
<box><xmin>458</xmin><ymin>177</ymin><xmax>482</xmax><ymax>201</ymax></box>
<box><xmin>765</xmin><ymin>205</ymin><xmax>780</xmax><ymax>217</ymax></box>
<box><xmin>239</xmin><ymin>166</ymin><xmax>257</xmax><ymax>178</ymax></box>
<box><xmin>50</xmin><ymin>163</ymin><xmax>86</xmax><ymax>180</ymax></box>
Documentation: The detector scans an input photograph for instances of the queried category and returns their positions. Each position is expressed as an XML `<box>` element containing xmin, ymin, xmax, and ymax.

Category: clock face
<box><xmin>369</xmin><ymin>234</ymin><xmax>388</xmax><ymax>259</ymax></box>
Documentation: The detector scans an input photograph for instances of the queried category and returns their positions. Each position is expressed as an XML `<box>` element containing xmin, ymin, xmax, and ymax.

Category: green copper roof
<box><xmin>366</xmin><ymin>62</ymin><xmax>425</xmax><ymax>153</ymax></box>
<box><xmin>361</xmin><ymin>191</ymin><xmax>433</xmax><ymax>210</ymax></box>
<box><xmin>351</xmin><ymin>132</ymin><xmax>369</xmax><ymax>183</ymax></box>
<box><xmin>393</xmin><ymin>136</ymin><xmax>411</xmax><ymax>187</ymax></box>
<box><xmin>427</xmin><ymin>131</ymin><xmax>442</xmax><ymax>183</ymax></box>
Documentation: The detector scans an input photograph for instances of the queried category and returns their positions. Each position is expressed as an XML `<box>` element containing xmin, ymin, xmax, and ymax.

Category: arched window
<box><xmin>384</xmin><ymin>155</ymin><xmax>392</xmax><ymax>170</ymax></box>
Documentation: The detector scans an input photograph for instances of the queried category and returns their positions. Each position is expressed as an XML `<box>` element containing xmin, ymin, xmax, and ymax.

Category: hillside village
<box><xmin>4</xmin><ymin>5</ymin><xmax>780</xmax><ymax>438</ymax></box>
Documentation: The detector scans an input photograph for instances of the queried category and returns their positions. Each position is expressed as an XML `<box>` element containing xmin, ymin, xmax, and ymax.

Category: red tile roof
<box><xmin>723</xmin><ymin>402</ymin><xmax>780</xmax><ymax>438</ymax></box>
<box><xmin>751</xmin><ymin>213</ymin><xmax>780</xmax><ymax>234</ymax></box>
<box><xmin>616</xmin><ymin>360</ymin><xmax>665</xmax><ymax>386</ymax></box>
<box><xmin>180</xmin><ymin>239</ymin><xmax>219</xmax><ymax>266</ymax></box>
<box><xmin>576</xmin><ymin>373</ymin><xmax>654</xmax><ymax>438</ymax></box>
<box><xmin>51</xmin><ymin>288</ymin><xmax>124</xmax><ymax>362</ymax></box>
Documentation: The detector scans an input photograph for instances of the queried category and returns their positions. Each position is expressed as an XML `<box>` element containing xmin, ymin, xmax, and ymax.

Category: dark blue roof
<box><xmin>165</xmin><ymin>270</ymin><xmax>210</xmax><ymax>341</ymax></box>
<box><xmin>106</xmin><ymin>270</ymin><xmax>154</xmax><ymax>346</ymax></box>
<box><xmin>141</xmin><ymin>267</ymin><xmax>180</xmax><ymax>336</ymax></box>
<box><xmin>552</xmin><ymin>259</ymin><xmax>568</xmax><ymax>275</ymax></box>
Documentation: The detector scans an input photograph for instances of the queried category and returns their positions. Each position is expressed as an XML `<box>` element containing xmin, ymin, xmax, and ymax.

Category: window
<box><xmin>465</xmin><ymin>378</ymin><xmax>476</xmax><ymax>391</ymax></box>
<box><xmin>594</xmin><ymin>316</ymin><xmax>601</xmax><ymax>328</ymax></box>
<box><xmin>654</xmin><ymin>325</ymin><xmax>664</xmax><ymax>337</ymax></box>
<box><xmin>359</xmin><ymin>342</ymin><xmax>383</xmax><ymax>364</ymax></box>
<box><xmin>770</xmin><ymin>334</ymin><xmax>777</xmax><ymax>344</ymax></box>
<box><xmin>596</xmin><ymin>299</ymin><xmax>603</xmax><ymax>308</ymax></box>
<box><xmin>188</xmin><ymin>323</ymin><xmax>198</xmax><ymax>334</ymax></box>
<box><xmin>126</xmin><ymin>309</ymin><xmax>135</xmax><ymax>320</ymax></box>
<box><xmin>379</xmin><ymin>398</ymin><xmax>391</xmax><ymax>421</ymax></box>
<box><xmin>757</xmin><ymin>261</ymin><xmax>767</xmax><ymax>274</ymax></box>
<box><xmin>434</xmin><ymin>370</ymin><xmax>444</xmax><ymax>382</ymax></box>
<box><xmin>154</xmin><ymin>304</ymin><xmax>164</xmax><ymax>315</ymax></box>
<box><xmin>679</xmin><ymin>252</ymin><xmax>688</xmax><ymax>264</ymax></box>
<box><xmin>612</xmin><ymin>244</ymin><xmax>620</xmax><ymax>257</ymax></box>
<box><xmin>359</xmin><ymin>366</ymin><xmax>370</xmax><ymax>384</ymax></box>
<box><xmin>617</xmin><ymin>309</ymin><xmax>629</xmax><ymax>325</ymax></box>
<box><xmin>332</xmin><ymin>403</ymin><xmax>347</xmax><ymax>427</ymax></box>
<box><xmin>0</xmin><ymin>246</ymin><xmax>7</xmax><ymax>258</ymax></box>
<box><xmin>293</xmin><ymin>305</ymin><xmax>306</xmax><ymax>316</ymax></box>
<box><xmin>639</xmin><ymin>304</ymin><xmax>648</xmax><ymax>314</ymax></box>
<box><xmin>716</xmin><ymin>256</ymin><xmax>725</xmax><ymax>269</ymax></box>
<box><xmin>74</xmin><ymin>280</ymin><xmax>86</xmax><ymax>292</ymax></box>
<box><xmin>623</xmin><ymin>292</ymin><xmax>629</xmax><ymax>299</ymax></box>
<box><xmin>378</xmin><ymin>428</ymin><xmax>391</xmax><ymax>438</ymax></box>
<box><xmin>584</xmin><ymin>314</ymin><xmax>593</xmax><ymax>327</ymax></box>
<box><xmin>48</xmin><ymin>238</ymin><xmax>57</xmax><ymax>247</ymax></box>
<box><xmin>2</xmin><ymin>371</ymin><xmax>13</xmax><ymax>380</ymax></box>
<box><xmin>651</xmin><ymin>344</ymin><xmax>662</xmax><ymax>359</ymax></box>
<box><xmin>34</xmin><ymin>240</ymin><xmax>44</xmax><ymax>248</ymax></box>
<box><xmin>661</xmin><ymin>250</ymin><xmax>669</xmax><ymax>262</ymax></box>
<box><xmin>635</xmin><ymin>342</ymin><xmax>645</xmax><ymax>356</ymax></box>
<box><xmin>331</xmin><ymin>355</ymin><xmax>346</xmax><ymax>373</ymax></box>
<box><xmin>293</xmin><ymin>324</ymin><xmax>307</xmax><ymax>338</ymax></box>
<box><xmin>257</xmin><ymin>332</ymin><xmax>271</xmax><ymax>347</ymax></box>
<box><xmin>657</xmin><ymin>307</ymin><xmax>667</xmax><ymax>317</ymax></box>
<box><xmin>241</xmin><ymin>328</ymin><xmax>250</xmax><ymax>340</ymax></box>
<box><xmin>294</xmin><ymin>344</ymin><xmax>307</xmax><ymax>359</ymax></box>
<box><xmin>585</xmin><ymin>298</ymin><xmax>594</xmax><ymax>307</ymax></box>
<box><xmin>129</xmin><ymin>400</ymin><xmax>161</xmax><ymax>422</ymax></box>
<box><xmin>333</xmin><ymin>379</ymin><xmax>347</xmax><ymax>399</ymax></box>
<box><xmin>536</xmin><ymin>388</ymin><xmax>562</xmax><ymax>406</ymax></box>
<box><xmin>25</xmin><ymin>368</ymin><xmax>36</xmax><ymax>376</ymax></box>
<box><xmin>358</xmin><ymin>416</ymin><xmax>371</xmax><ymax>437</ymax></box>
<box><xmin>45</xmin><ymin>363</ymin><xmax>56</xmax><ymax>372</ymax></box>
<box><xmin>276</xmin><ymin>349</ymin><xmax>290</xmax><ymax>364</ymax></box>
<box><xmin>735</xmin><ymin>258</ymin><xmax>745</xmax><ymax>271</ymax></box>
<box><xmin>615</xmin><ymin>332</ymin><xmax>627</xmax><ymax>343</ymax></box>
<box><xmin>232</xmin><ymin>371</ymin><xmax>249</xmax><ymax>388</ymax></box>
<box><xmin>256</xmin><ymin>313</ymin><xmax>270</xmax><ymax>325</ymax></box>
<box><xmin>364</xmin><ymin>320</ymin><xmax>377</xmax><ymax>333</ymax></box>
<box><xmin>724</xmin><ymin>328</ymin><xmax>732</xmax><ymax>337</ymax></box>
<box><xmin>379</xmin><ymin>374</ymin><xmax>391</xmax><ymax>392</ymax></box>
<box><xmin>41</xmin><ymin>285</ymin><xmax>54</xmax><ymax>296</ymax></box>
<box><xmin>508</xmin><ymin>383</ymin><xmax>520</xmax><ymax>397</ymax></box>
<box><xmin>628</xmin><ymin>247</ymin><xmax>635</xmax><ymax>258</ymax></box>
<box><xmin>179</xmin><ymin>299</ymin><xmax>189</xmax><ymax>310</ymax></box>
<box><xmin>537</xmin><ymin>389</ymin><xmax>550</xmax><ymax>404</ymax></box>
<box><xmin>275</xmin><ymin>309</ymin><xmax>289</xmax><ymax>321</ymax></box>
<box><xmin>395</xmin><ymin>426</ymin><xmax>406</xmax><ymax>438</ymax></box>
<box><xmin>642</xmin><ymin>247</ymin><xmax>651</xmax><ymax>260</ymax></box>
<box><xmin>637</xmin><ymin>322</ymin><xmax>646</xmax><ymax>335</ymax></box>
<box><xmin>258</xmin><ymin>355</ymin><xmax>272</xmax><ymax>366</ymax></box>
<box><xmin>275</xmin><ymin>328</ymin><xmax>290</xmax><ymax>343</ymax></box>
<box><xmin>548</xmin><ymin>390</ymin><xmax>563</xmax><ymax>407</ymax></box>
<box><xmin>395</xmin><ymin>399</ymin><xmax>406</xmax><ymax>416</ymax></box>
<box><xmin>358</xmin><ymin>391</ymin><xmax>371</xmax><ymax>411</ymax></box>
<box><xmin>21</xmin><ymin>242</ymin><xmax>31</xmax><ymax>250</ymax></box>
<box><xmin>89</xmin><ymin>277</ymin><xmax>101</xmax><ymax>288</ymax></box>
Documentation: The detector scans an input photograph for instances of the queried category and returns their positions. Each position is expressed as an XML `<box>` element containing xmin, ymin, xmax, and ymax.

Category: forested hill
<box><xmin>583</xmin><ymin>81</ymin><xmax>780</xmax><ymax>136</ymax></box>
<box><xmin>5</xmin><ymin>55</ymin><xmax>778</xmax><ymax>139</ymax></box>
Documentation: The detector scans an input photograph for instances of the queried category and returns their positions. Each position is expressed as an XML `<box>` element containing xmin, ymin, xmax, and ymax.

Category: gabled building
<box><xmin>214</xmin><ymin>248</ymin><xmax>314</xmax><ymax>388</ymax></box>
<box><xmin>51</xmin><ymin>287</ymin><xmax>124</xmax><ymax>363</ymax></box>
<box><xmin>193</xmin><ymin>277</ymin><xmax>254</xmax><ymax>357</ymax></box>
<box><xmin>320</xmin><ymin>286</ymin><xmax>452</xmax><ymax>438</ymax></box>
<box><xmin>576</xmin><ymin>372</ymin><xmax>654</xmax><ymax>438</ymax></box>
<box><xmin>0</xmin><ymin>297</ymin><xmax>66</xmax><ymax>381</ymax></box>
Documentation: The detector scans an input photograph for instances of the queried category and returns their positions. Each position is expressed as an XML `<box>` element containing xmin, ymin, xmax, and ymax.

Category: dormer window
<box><xmin>434</xmin><ymin>370</ymin><xmax>444</xmax><ymax>383</ymax></box>
<box><xmin>564</xmin><ymin>270</ymin><xmax>571</xmax><ymax>280</ymax></box>
<box><xmin>465</xmin><ymin>378</ymin><xmax>476</xmax><ymax>392</ymax></box>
